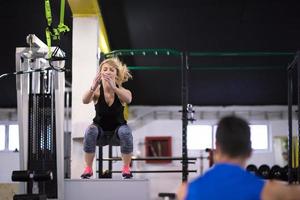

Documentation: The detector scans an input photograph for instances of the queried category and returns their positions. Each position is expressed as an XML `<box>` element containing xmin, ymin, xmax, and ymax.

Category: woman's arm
<box><xmin>102</xmin><ymin>74</ymin><xmax>132</xmax><ymax>104</ymax></box>
<box><xmin>82</xmin><ymin>73</ymin><xmax>101</xmax><ymax>104</ymax></box>
<box><xmin>113</xmin><ymin>87</ymin><xmax>132</xmax><ymax>104</ymax></box>
<box><xmin>82</xmin><ymin>85</ymin><xmax>99</xmax><ymax>104</ymax></box>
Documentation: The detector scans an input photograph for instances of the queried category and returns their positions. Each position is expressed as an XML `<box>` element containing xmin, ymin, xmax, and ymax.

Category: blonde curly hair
<box><xmin>99</xmin><ymin>57</ymin><xmax>132</xmax><ymax>86</ymax></box>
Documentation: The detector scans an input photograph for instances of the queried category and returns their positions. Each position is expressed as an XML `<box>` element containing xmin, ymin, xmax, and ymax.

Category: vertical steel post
<box><xmin>296</xmin><ymin>51</ymin><xmax>300</xmax><ymax>182</ymax></box>
<box><xmin>181</xmin><ymin>52</ymin><xmax>189</xmax><ymax>182</ymax></box>
<box><xmin>288</xmin><ymin>68</ymin><xmax>293</xmax><ymax>183</ymax></box>
<box><xmin>98</xmin><ymin>147</ymin><xmax>103</xmax><ymax>178</ymax></box>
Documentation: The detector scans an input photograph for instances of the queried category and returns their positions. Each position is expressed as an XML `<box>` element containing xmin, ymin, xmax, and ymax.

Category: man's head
<box><xmin>216</xmin><ymin>116</ymin><xmax>252</xmax><ymax>159</ymax></box>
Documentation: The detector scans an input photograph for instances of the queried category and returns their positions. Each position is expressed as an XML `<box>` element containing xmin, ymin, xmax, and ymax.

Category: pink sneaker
<box><xmin>122</xmin><ymin>166</ymin><xmax>133</xmax><ymax>179</ymax></box>
<box><xmin>81</xmin><ymin>166</ymin><xmax>93</xmax><ymax>179</ymax></box>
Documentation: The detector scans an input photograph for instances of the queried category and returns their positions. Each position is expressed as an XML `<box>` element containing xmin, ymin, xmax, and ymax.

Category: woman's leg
<box><xmin>84</xmin><ymin>153</ymin><xmax>95</xmax><ymax>169</ymax></box>
<box><xmin>82</xmin><ymin>124</ymin><xmax>100</xmax><ymax>178</ymax></box>
<box><xmin>117</xmin><ymin>124</ymin><xmax>133</xmax><ymax>178</ymax></box>
<box><xmin>122</xmin><ymin>153</ymin><xmax>132</xmax><ymax>167</ymax></box>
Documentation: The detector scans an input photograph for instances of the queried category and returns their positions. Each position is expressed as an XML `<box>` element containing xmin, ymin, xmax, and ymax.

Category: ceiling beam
<box><xmin>67</xmin><ymin>0</ymin><xmax>110</xmax><ymax>53</ymax></box>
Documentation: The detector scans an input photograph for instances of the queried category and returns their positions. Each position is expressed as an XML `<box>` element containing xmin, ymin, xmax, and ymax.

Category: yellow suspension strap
<box><xmin>45</xmin><ymin>0</ymin><xmax>70</xmax><ymax>58</ymax></box>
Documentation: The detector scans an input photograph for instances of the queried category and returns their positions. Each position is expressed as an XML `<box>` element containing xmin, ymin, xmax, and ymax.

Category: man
<box><xmin>178</xmin><ymin>116</ymin><xmax>300</xmax><ymax>200</ymax></box>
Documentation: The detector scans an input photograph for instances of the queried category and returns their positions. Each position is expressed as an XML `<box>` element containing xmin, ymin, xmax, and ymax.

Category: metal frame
<box><xmin>98</xmin><ymin>145</ymin><xmax>113</xmax><ymax>178</ymax></box>
<box><xmin>96</xmin><ymin>156</ymin><xmax>198</xmax><ymax>175</ymax></box>
<box><xmin>100</xmin><ymin>156</ymin><xmax>197</xmax><ymax>161</ymax></box>
<box><xmin>110</xmin><ymin>170</ymin><xmax>197</xmax><ymax>173</ymax></box>
<box><xmin>102</xmin><ymin>49</ymin><xmax>296</xmax><ymax>182</ymax></box>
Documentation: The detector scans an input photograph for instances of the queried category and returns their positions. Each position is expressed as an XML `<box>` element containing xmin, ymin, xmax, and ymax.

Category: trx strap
<box><xmin>45</xmin><ymin>0</ymin><xmax>70</xmax><ymax>58</ymax></box>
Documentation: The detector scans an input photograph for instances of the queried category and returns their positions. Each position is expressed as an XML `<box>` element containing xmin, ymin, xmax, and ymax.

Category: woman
<box><xmin>81</xmin><ymin>57</ymin><xmax>133</xmax><ymax>179</ymax></box>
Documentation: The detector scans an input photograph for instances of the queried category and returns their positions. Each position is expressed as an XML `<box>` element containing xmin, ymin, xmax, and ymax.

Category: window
<box><xmin>0</xmin><ymin>125</ymin><xmax>5</xmax><ymax>150</ymax></box>
<box><xmin>0</xmin><ymin>123</ymin><xmax>19</xmax><ymax>151</ymax></box>
<box><xmin>187</xmin><ymin>125</ymin><xmax>212</xmax><ymax>150</ymax></box>
<box><xmin>250</xmin><ymin>125</ymin><xmax>268</xmax><ymax>150</ymax></box>
<box><xmin>187</xmin><ymin>124</ymin><xmax>269</xmax><ymax>151</ymax></box>
<box><xmin>9</xmin><ymin>125</ymin><xmax>19</xmax><ymax>151</ymax></box>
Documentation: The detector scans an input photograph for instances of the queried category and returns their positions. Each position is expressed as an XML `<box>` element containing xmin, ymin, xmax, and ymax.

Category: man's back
<box><xmin>186</xmin><ymin>163</ymin><xmax>265</xmax><ymax>200</ymax></box>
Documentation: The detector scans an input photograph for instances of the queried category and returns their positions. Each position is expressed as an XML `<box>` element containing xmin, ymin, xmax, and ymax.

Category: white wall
<box><xmin>72</xmin><ymin>16</ymin><xmax>99</xmax><ymax>138</ymax></box>
<box><xmin>0</xmin><ymin>152</ymin><xmax>19</xmax><ymax>183</ymax></box>
<box><xmin>132</xmin><ymin>119</ymin><xmax>297</xmax><ymax>199</ymax></box>
<box><xmin>0</xmin><ymin>110</ymin><xmax>19</xmax><ymax>184</ymax></box>
<box><xmin>132</xmin><ymin>120</ymin><xmax>293</xmax><ymax>199</ymax></box>
<box><xmin>71</xmin><ymin>16</ymin><xmax>99</xmax><ymax>178</ymax></box>
<box><xmin>132</xmin><ymin>120</ymin><xmax>183</xmax><ymax>200</ymax></box>
<box><xmin>125</xmin><ymin>106</ymin><xmax>297</xmax><ymax>199</ymax></box>
<box><xmin>0</xmin><ymin>105</ymin><xmax>298</xmax><ymax>199</ymax></box>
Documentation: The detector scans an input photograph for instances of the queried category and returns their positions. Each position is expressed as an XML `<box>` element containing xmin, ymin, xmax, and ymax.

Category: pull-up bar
<box><xmin>104</xmin><ymin>49</ymin><xmax>294</xmax><ymax>71</ymax></box>
<box><xmin>189</xmin><ymin>51</ymin><xmax>295</xmax><ymax>57</ymax></box>
<box><xmin>105</xmin><ymin>48</ymin><xmax>182</xmax><ymax>58</ymax></box>
<box><xmin>105</xmin><ymin>49</ymin><xmax>294</xmax><ymax>58</ymax></box>
<box><xmin>126</xmin><ymin>65</ymin><xmax>286</xmax><ymax>71</ymax></box>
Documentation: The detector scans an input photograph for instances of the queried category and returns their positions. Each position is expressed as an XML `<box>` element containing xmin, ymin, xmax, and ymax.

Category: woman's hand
<box><xmin>102</xmin><ymin>74</ymin><xmax>117</xmax><ymax>91</ymax></box>
<box><xmin>91</xmin><ymin>73</ymin><xmax>101</xmax><ymax>91</ymax></box>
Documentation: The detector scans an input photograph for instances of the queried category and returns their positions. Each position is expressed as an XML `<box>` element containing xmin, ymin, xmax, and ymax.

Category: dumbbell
<box><xmin>100</xmin><ymin>170</ymin><xmax>112</xmax><ymax>178</ymax></box>
<box><xmin>158</xmin><ymin>193</ymin><xmax>176</xmax><ymax>200</ymax></box>
<box><xmin>269</xmin><ymin>165</ymin><xmax>282</xmax><ymax>180</ymax></box>
<box><xmin>257</xmin><ymin>164</ymin><xmax>270</xmax><ymax>179</ymax></box>
<box><xmin>280</xmin><ymin>165</ymin><xmax>288</xmax><ymax>181</ymax></box>
<box><xmin>246</xmin><ymin>164</ymin><xmax>258</xmax><ymax>176</ymax></box>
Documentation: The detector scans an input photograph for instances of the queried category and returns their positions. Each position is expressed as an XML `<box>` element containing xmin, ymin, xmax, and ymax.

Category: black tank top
<box><xmin>92</xmin><ymin>84</ymin><xmax>127</xmax><ymax>131</ymax></box>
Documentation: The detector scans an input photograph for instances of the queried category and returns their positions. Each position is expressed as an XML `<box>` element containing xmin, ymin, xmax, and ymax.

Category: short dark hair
<box><xmin>216</xmin><ymin>116</ymin><xmax>252</xmax><ymax>158</ymax></box>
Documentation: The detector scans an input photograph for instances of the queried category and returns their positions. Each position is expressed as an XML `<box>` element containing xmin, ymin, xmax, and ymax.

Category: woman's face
<box><xmin>100</xmin><ymin>63</ymin><xmax>117</xmax><ymax>80</ymax></box>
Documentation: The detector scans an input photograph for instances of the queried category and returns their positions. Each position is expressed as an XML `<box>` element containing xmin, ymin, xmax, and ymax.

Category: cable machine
<box><xmin>7</xmin><ymin>0</ymin><xmax>70</xmax><ymax>199</ymax></box>
<box><xmin>13</xmin><ymin>35</ymin><xmax>65</xmax><ymax>199</ymax></box>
